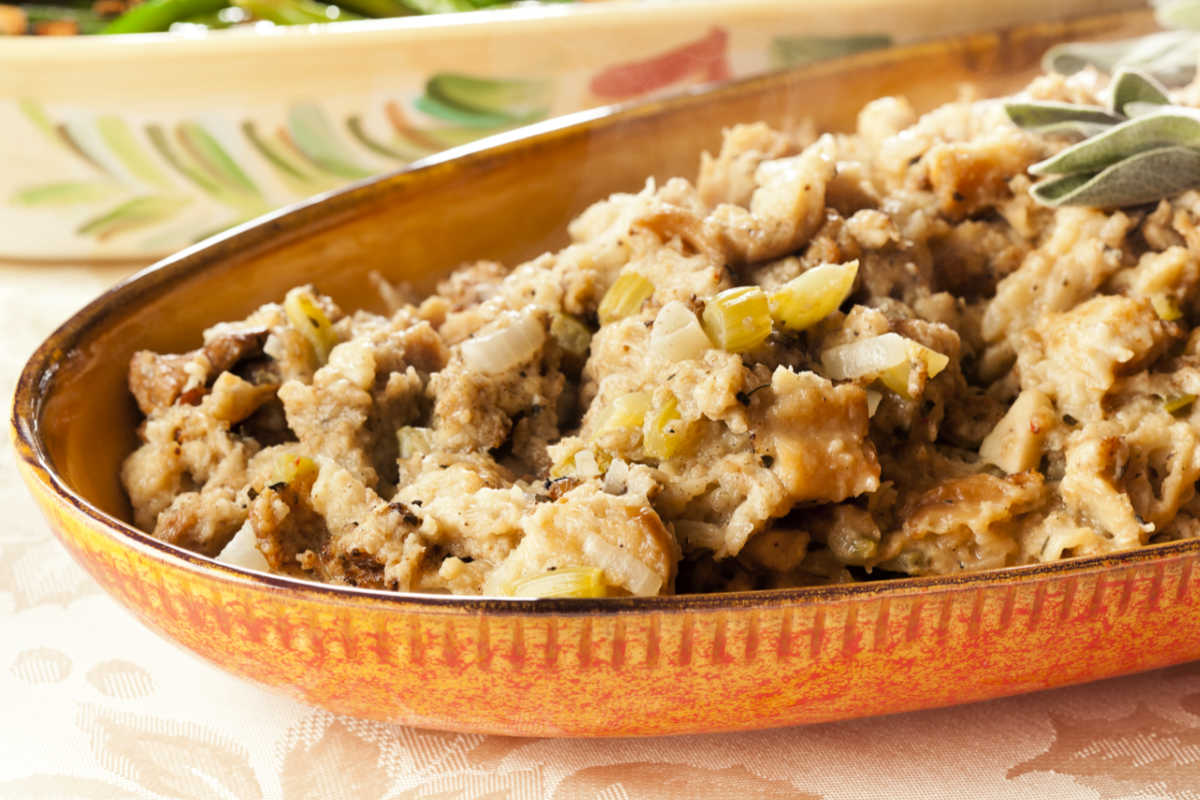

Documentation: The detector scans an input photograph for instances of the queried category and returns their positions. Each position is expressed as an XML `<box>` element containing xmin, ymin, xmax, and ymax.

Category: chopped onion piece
<box><xmin>581</xmin><ymin>533</ymin><xmax>662</xmax><ymax>596</ymax></box>
<box><xmin>650</xmin><ymin>301</ymin><xmax>711</xmax><ymax>361</ymax></box>
<box><xmin>769</xmin><ymin>260</ymin><xmax>858</xmax><ymax>331</ymax></box>
<box><xmin>820</xmin><ymin>332</ymin><xmax>949</xmax><ymax>399</ymax></box>
<box><xmin>598</xmin><ymin>271</ymin><xmax>654</xmax><ymax>325</ymax></box>
<box><xmin>551</xmin><ymin>445</ymin><xmax>611</xmax><ymax>479</ymax></box>
<box><xmin>865</xmin><ymin>389</ymin><xmax>883</xmax><ymax>417</ymax></box>
<box><xmin>284</xmin><ymin>288</ymin><xmax>337</xmax><ymax>364</ymax></box>
<box><xmin>511</xmin><ymin>567</ymin><xmax>608</xmax><ymax>598</ymax></box>
<box><xmin>572</xmin><ymin>449</ymin><xmax>604</xmax><ymax>478</ymax></box>
<box><xmin>461</xmin><ymin>312</ymin><xmax>546</xmax><ymax>374</ymax></box>
<box><xmin>216</xmin><ymin>522</ymin><xmax>270</xmax><ymax>572</ymax></box>
<box><xmin>397</xmin><ymin>426</ymin><xmax>434</xmax><ymax>459</ymax></box>
<box><xmin>701</xmin><ymin>286</ymin><xmax>772</xmax><ymax>353</ymax></box>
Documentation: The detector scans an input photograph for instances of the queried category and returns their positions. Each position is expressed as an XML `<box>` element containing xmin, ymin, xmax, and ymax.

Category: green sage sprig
<box><xmin>1004</xmin><ymin>69</ymin><xmax>1200</xmax><ymax>208</ymax></box>
<box><xmin>1042</xmin><ymin>0</ymin><xmax>1200</xmax><ymax>88</ymax></box>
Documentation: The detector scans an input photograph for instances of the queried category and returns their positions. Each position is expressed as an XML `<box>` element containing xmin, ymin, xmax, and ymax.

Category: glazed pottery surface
<box><xmin>14</xmin><ymin>10</ymin><xmax>1199</xmax><ymax>737</ymax></box>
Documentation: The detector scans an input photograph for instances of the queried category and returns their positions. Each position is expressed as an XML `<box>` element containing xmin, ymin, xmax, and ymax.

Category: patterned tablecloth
<box><xmin>3</xmin><ymin>260</ymin><xmax>1200</xmax><ymax>800</ymax></box>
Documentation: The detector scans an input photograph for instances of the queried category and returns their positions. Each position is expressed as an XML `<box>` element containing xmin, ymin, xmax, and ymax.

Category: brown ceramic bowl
<box><xmin>13</xmin><ymin>10</ymin><xmax>1197</xmax><ymax>738</ymax></box>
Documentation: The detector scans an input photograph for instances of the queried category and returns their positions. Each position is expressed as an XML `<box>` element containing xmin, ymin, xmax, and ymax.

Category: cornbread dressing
<box><xmin>121</xmin><ymin>68</ymin><xmax>1200</xmax><ymax>596</ymax></box>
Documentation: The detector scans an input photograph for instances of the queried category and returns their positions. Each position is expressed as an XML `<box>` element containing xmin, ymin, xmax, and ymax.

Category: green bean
<box><xmin>233</xmin><ymin>0</ymin><xmax>360</xmax><ymax>24</ymax></box>
<box><xmin>170</xmin><ymin>7</ymin><xmax>239</xmax><ymax>27</ymax></box>
<box><xmin>398</xmin><ymin>0</ymin><xmax>474</xmax><ymax>12</ymax></box>
<box><xmin>22</xmin><ymin>5</ymin><xmax>107</xmax><ymax>33</ymax></box>
<box><xmin>330</xmin><ymin>0</ymin><xmax>413</xmax><ymax>17</ymax></box>
<box><xmin>100</xmin><ymin>0</ymin><xmax>228</xmax><ymax>33</ymax></box>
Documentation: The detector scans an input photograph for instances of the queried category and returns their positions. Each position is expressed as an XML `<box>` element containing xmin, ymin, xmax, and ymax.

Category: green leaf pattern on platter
<box><xmin>9</xmin><ymin>34</ymin><xmax>893</xmax><ymax>247</ymax></box>
<box><xmin>769</xmin><ymin>34</ymin><xmax>892</xmax><ymax>69</ymax></box>
<box><xmin>11</xmin><ymin>181</ymin><xmax>118</xmax><ymax>207</ymax></box>
<box><xmin>76</xmin><ymin>195</ymin><xmax>192</xmax><ymax>240</ymax></box>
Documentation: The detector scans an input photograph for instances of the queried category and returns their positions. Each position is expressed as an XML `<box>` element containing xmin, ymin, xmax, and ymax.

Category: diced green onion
<box><xmin>284</xmin><ymin>288</ymin><xmax>337</xmax><ymax>364</ymax></box>
<box><xmin>643</xmin><ymin>393</ymin><xmax>696</xmax><ymax>460</ymax></box>
<box><xmin>550</xmin><ymin>312</ymin><xmax>592</xmax><ymax>358</ymax></box>
<box><xmin>820</xmin><ymin>332</ymin><xmax>949</xmax><ymax>399</ymax></box>
<box><xmin>397</xmin><ymin>426</ymin><xmax>434</xmax><ymax>459</ymax></box>
<box><xmin>650</xmin><ymin>300</ymin><xmax>711</xmax><ymax>361</ymax></box>
<box><xmin>1164</xmin><ymin>393</ymin><xmax>1197</xmax><ymax>414</ymax></box>
<box><xmin>769</xmin><ymin>260</ymin><xmax>859</xmax><ymax>331</ymax></box>
<box><xmin>701</xmin><ymin>286</ymin><xmax>772</xmax><ymax>353</ymax></box>
<box><xmin>510</xmin><ymin>567</ymin><xmax>608</xmax><ymax>598</ymax></box>
<box><xmin>597</xmin><ymin>391</ymin><xmax>651</xmax><ymax>435</ymax></box>
<box><xmin>598</xmin><ymin>271</ymin><xmax>654</xmax><ymax>325</ymax></box>
<box><xmin>1151</xmin><ymin>293</ymin><xmax>1183</xmax><ymax>322</ymax></box>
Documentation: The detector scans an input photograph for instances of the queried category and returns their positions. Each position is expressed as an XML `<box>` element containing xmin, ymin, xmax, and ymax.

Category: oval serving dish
<box><xmin>0</xmin><ymin>0</ymin><xmax>1140</xmax><ymax>261</ymax></box>
<box><xmin>12</xmin><ymin>10</ymin><xmax>1199</xmax><ymax>738</ymax></box>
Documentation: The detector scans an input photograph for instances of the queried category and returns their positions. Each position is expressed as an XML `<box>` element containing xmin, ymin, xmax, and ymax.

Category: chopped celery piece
<box><xmin>550</xmin><ymin>445</ymin><xmax>611</xmax><ymax>479</ymax></box>
<box><xmin>1164</xmin><ymin>393</ymin><xmax>1197</xmax><ymax>414</ymax></box>
<box><xmin>510</xmin><ymin>567</ymin><xmax>608</xmax><ymax>598</ymax></box>
<box><xmin>397</xmin><ymin>426</ymin><xmax>434</xmax><ymax>459</ymax></box>
<box><xmin>643</xmin><ymin>393</ymin><xmax>696</xmax><ymax>460</ymax></box>
<box><xmin>215</xmin><ymin>522</ymin><xmax>270</xmax><ymax>571</ymax></box>
<box><xmin>820</xmin><ymin>332</ymin><xmax>949</xmax><ymax>399</ymax></box>
<box><xmin>769</xmin><ymin>260</ymin><xmax>858</xmax><ymax>331</ymax></box>
<box><xmin>598</xmin><ymin>271</ymin><xmax>654</xmax><ymax>325</ymax></box>
<box><xmin>271</xmin><ymin>453</ymin><xmax>317</xmax><ymax>486</ymax></box>
<box><xmin>550</xmin><ymin>312</ymin><xmax>592</xmax><ymax>358</ymax></box>
<box><xmin>284</xmin><ymin>288</ymin><xmax>337</xmax><ymax>364</ymax></box>
<box><xmin>597</xmin><ymin>392</ymin><xmax>651</xmax><ymax>435</ymax></box>
<box><xmin>233</xmin><ymin>0</ymin><xmax>361</xmax><ymax>25</ymax></box>
<box><xmin>650</xmin><ymin>300</ymin><xmax>710</xmax><ymax>361</ymax></box>
<box><xmin>827</xmin><ymin>525</ymin><xmax>878</xmax><ymax>565</ymax></box>
<box><xmin>701</xmin><ymin>286</ymin><xmax>772</xmax><ymax>353</ymax></box>
<box><xmin>1151</xmin><ymin>292</ymin><xmax>1183</xmax><ymax>321</ymax></box>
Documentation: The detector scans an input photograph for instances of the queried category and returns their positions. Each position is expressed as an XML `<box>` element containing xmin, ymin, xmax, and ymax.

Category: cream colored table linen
<box><xmin>3</xmin><ymin>261</ymin><xmax>1200</xmax><ymax>800</ymax></box>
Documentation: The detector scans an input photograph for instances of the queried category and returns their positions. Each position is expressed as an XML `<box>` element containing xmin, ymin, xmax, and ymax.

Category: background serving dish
<box><xmin>13</xmin><ymin>10</ymin><xmax>1200</xmax><ymax>737</ymax></box>
<box><xmin>0</xmin><ymin>0</ymin><xmax>1142</xmax><ymax>261</ymax></box>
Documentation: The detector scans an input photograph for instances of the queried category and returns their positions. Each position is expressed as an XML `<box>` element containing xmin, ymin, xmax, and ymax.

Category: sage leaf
<box><xmin>1004</xmin><ymin>101</ymin><xmax>1122</xmax><ymax>137</ymax></box>
<box><xmin>1125</xmin><ymin>101</ymin><xmax>1171</xmax><ymax>117</ymax></box>
<box><xmin>1031</xmin><ymin>145</ymin><xmax>1200</xmax><ymax>207</ymax></box>
<box><xmin>1029</xmin><ymin>172</ymin><xmax>1094</xmax><ymax>205</ymax></box>
<box><xmin>1110</xmin><ymin>69</ymin><xmax>1171</xmax><ymax>116</ymax></box>
<box><xmin>1030</xmin><ymin>108</ymin><xmax>1200</xmax><ymax>176</ymax></box>
<box><xmin>1043</xmin><ymin>30</ymin><xmax>1200</xmax><ymax>87</ymax></box>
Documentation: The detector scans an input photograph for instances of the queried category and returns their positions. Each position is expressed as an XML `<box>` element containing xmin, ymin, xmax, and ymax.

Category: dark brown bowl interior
<box><xmin>17</xmin><ymin>10</ymin><xmax>1157</xmax><ymax>569</ymax></box>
